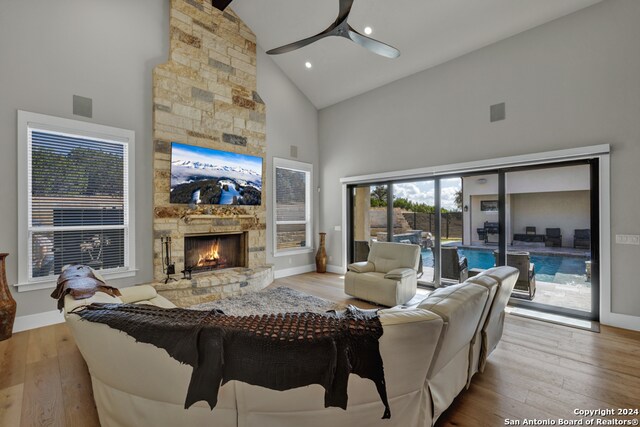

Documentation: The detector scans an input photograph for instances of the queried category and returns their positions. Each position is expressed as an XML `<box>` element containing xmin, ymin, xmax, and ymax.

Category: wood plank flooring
<box><xmin>1</xmin><ymin>272</ymin><xmax>638</xmax><ymax>426</ymax></box>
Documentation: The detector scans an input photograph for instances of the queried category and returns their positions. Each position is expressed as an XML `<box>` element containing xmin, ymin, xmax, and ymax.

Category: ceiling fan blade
<box><xmin>338</xmin><ymin>0</ymin><xmax>355</xmax><ymax>22</ymax></box>
<box><xmin>347</xmin><ymin>27</ymin><xmax>400</xmax><ymax>59</ymax></box>
<box><xmin>211</xmin><ymin>0</ymin><xmax>233</xmax><ymax>11</ymax></box>
<box><xmin>266</xmin><ymin>31</ymin><xmax>331</xmax><ymax>55</ymax></box>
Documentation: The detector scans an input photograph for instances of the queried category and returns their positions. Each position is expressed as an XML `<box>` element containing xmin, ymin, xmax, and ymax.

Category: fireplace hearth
<box><xmin>184</xmin><ymin>233</ymin><xmax>247</xmax><ymax>274</ymax></box>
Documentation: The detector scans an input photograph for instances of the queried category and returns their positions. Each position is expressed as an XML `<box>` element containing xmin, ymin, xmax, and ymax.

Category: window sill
<box><xmin>273</xmin><ymin>248</ymin><xmax>315</xmax><ymax>258</ymax></box>
<box><xmin>14</xmin><ymin>268</ymin><xmax>139</xmax><ymax>293</ymax></box>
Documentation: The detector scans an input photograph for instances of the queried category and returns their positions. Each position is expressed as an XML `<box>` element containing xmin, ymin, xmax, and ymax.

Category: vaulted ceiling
<box><xmin>232</xmin><ymin>0</ymin><xmax>602</xmax><ymax>109</ymax></box>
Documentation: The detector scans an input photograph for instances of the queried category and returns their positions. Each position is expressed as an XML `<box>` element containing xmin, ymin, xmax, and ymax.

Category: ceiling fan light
<box><xmin>364</xmin><ymin>26</ymin><xmax>373</xmax><ymax>35</ymax></box>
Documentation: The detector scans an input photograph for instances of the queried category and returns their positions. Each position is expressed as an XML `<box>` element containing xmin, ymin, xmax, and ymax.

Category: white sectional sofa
<box><xmin>63</xmin><ymin>266</ymin><xmax>518</xmax><ymax>427</ymax></box>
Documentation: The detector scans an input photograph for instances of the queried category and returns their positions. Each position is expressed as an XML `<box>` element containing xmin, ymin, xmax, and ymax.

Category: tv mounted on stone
<box><xmin>170</xmin><ymin>142</ymin><xmax>263</xmax><ymax>206</ymax></box>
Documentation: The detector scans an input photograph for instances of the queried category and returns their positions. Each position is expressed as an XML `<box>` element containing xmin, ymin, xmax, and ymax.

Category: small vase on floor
<box><xmin>0</xmin><ymin>253</ymin><xmax>16</xmax><ymax>341</ymax></box>
<box><xmin>316</xmin><ymin>233</ymin><xmax>327</xmax><ymax>274</ymax></box>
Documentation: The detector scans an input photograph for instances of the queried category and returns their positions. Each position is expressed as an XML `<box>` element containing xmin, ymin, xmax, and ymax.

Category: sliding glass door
<box><xmin>347</xmin><ymin>159</ymin><xmax>599</xmax><ymax>321</ymax></box>
<box><xmin>349</xmin><ymin>185</ymin><xmax>389</xmax><ymax>264</ymax></box>
<box><xmin>501</xmin><ymin>161</ymin><xmax>598</xmax><ymax>319</ymax></box>
<box><xmin>455</xmin><ymin>173</ymin><xmax>502</xmax><ymax>282</ymax></box>
<box><xmin>390</xmin><ymin>180</ymin><xmax>436</xmax><ymax>283</ymax></box>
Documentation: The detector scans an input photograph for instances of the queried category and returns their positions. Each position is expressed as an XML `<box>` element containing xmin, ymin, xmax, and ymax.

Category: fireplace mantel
<box><xmin>183</xmin><ymin>214</ymin><xmax>258</xmax><ymax>223</ymax></box>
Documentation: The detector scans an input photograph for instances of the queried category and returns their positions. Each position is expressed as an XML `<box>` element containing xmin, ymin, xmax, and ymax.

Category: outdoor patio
<box><xmin>419</xmin><ymin>265</ymin><xmax>592</xmax><ymax>312</ymax></box>
<box><xmin>530</xmin><ymin>279</ymin><xmax>591</xmax><ymax>311</ymax></box>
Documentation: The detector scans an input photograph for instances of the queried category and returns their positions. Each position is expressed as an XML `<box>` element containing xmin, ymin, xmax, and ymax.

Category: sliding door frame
<box><xmin>343</xmin><ymin>147</ymin><xmax>607</xmax><ymax>322</ymax></box>
<box><xmin>499</xmin><ymin>159</ymin><xmax>599</xmax><ymax>321</ymax></box>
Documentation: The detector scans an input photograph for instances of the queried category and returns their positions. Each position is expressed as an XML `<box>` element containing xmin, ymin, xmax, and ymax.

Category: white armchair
<box><xmin>344</xmin><ymin>241</ymin><xmax>421</xmax><ymax>307</ymax></box>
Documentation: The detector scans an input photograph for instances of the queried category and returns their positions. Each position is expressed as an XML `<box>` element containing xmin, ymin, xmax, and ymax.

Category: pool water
<box><xmin>421</xmin><ymin>248</ymin><xmax>590</xmax><ymax>285</ymax></box>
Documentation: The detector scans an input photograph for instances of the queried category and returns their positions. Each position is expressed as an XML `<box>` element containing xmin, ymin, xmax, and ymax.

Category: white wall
<box><xmin>506</xmin><ymin>165</ymin><xmax>590</xmax><ymax>194</ymax></box>
<box><xmin>0</xmin><ymin>0</ymin><xmax>168</xmax><ymax>317</ymax></box>
<box><xmin>0</xmin><ymin>0</ymin><xmax>318</xmax><ymax>319</ymax></box>
<box><xmin>510</xmin><ymin>191</ymin><xmax>590</xmax><ymax>248</ymax></box>
<box><xmin>257</xmin><ymin>49</ymin><xmax>319</xmax><ymax>273</ymax></box>
<box><xmin>318</xmin><ymin>0</ymin><xmax>640</xmax><ymax>317</ymax></box>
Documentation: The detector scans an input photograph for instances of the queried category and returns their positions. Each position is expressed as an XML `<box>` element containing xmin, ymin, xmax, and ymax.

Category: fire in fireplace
<box><xmin>196</xmin><ymin>240</ymin><xmax>223</xmax><ymax>269</ymax></box>
<box><xmin>184</xmin><ymin>233</ymin><xmax>246</xmax><ymax>273</ymax></box>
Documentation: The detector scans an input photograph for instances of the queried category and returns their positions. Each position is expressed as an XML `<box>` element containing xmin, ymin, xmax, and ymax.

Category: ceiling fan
<box><xmin>211</xmin><ymin>0</ymin><xmax>400</xmax><ymax>59</ymax></box>
<box><xmin>266</xmin><ymin>0</ymin><xmax>400</xmax><ymax>59</ymax></box>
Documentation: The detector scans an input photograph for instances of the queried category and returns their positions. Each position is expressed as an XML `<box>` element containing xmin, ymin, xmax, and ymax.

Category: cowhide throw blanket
<box><xmin>51</xmin><ymin>265</ymin><xmax>121</xmax><ymax>311</ymax></box>
<box><xmin>71</xmin><ymin>303</ymin><xmax>391</xmax><ymax>419</ymax></box>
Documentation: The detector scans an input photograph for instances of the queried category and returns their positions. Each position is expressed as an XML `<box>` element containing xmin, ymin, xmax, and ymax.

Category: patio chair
<box><xmin>574</xmin><ymin>229</ymin><xmax>591</xmax><ymax>249</ymax></box>
<box><xmin>545</xmin><ymin>228</ymin><xmax>562</xmax><ymax>247</ymax></box>
<box><xmin>494</xmin><ymin>251</ymin><xmax>536</xmax><ymax>300</ymax></box>
<box><xmin>441</xmin><ymin>246</ymin><xmax>468</xmax><ymax>283</ymax></box>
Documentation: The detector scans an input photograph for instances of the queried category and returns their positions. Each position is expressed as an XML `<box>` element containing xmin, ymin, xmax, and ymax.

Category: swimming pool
<box><xmin>421</xmin><ymin>247</ymin><xmax>590</xmax><ymax>285</ymax></box>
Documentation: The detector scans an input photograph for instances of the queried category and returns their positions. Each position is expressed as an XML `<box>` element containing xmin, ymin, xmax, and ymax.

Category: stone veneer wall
<box><xmin>151</xmin><ymin>0</ymin><xmax>271</xmax><ymax>304</ymax></box>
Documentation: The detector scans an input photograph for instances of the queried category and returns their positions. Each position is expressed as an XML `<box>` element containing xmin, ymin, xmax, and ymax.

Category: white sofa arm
<box><xmin>348</xmin><ymin>261</ymin><xmax>375</xmax><ymax>273</ymax></box>
<box><xmin>384</xmin><ymin>267</ymin><xmax>414</xmax><ymax>280</ymax></box>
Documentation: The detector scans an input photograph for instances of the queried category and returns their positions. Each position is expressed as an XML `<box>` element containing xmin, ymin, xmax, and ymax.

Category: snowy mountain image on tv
<box><xmin>170</xmin><ymin>142</ymin><xmax>263</xmax><ymax>206</ymax></box>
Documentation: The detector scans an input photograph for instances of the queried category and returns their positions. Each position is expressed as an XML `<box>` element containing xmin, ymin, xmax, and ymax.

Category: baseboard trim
<box><xmin>13</xmin><ymin>310</ymin><xmax>65</xmax><ymax>333</ymax></box>
<box><xmin>602</xmin><ymin>312</ymin><xmax>640</xmax><ymax>332</ymax></box>
<box><xmin>274</xmin><ymin>264</ymin><xmax>316</xmax><ymax>279</ymax></box>
<box><xmin>327</xmin><ymin>264</ymin><xmax>346</xmax><ymax>275</ymax></box>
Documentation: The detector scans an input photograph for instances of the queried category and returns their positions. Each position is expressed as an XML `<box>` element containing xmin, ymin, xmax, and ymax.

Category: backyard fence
<box><xmin>402</xmin><ymin>212</ymin><xmax>463</xmax><ymax>239</ymax></box>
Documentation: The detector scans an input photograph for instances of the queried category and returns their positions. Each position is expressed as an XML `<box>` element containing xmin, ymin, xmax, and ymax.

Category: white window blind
<box><xmin>27</xmin><ymin>128</ymin><xmax>129</xmax><ymax>280</ymax></box>
<box><xmin>273</xmin><ymin>158</ymin><xmax>312</xmax><ymax>255</ymax></box>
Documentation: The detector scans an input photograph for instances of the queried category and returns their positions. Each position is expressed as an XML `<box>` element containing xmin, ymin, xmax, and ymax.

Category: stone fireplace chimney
<box><xmin>150</xmin><ymin>0</ymin><xmax>272</xmax><ymax>306</ymax></box>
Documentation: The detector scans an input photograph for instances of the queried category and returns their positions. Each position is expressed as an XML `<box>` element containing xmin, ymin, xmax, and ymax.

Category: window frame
<box><xmin>272</xmin><ymin>157</ymin><xmax>313</xmax><ymax>257</ymax></box>
<box><xmin>16</xmin><ymin>111</ymin><xmax>137</xmax><ymax>292</ymax></box>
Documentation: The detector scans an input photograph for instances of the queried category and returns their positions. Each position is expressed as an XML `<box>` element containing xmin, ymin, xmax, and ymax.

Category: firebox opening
<box><xmin>184</xmin><ymin>233</ymin><xmax>247</xmax><ymax>273</ymax></box>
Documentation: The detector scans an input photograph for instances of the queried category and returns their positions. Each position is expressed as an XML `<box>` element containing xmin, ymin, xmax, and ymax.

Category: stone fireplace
<box><xmin>149</xmin><ymin>0</ymin><xmax>273</xmax><ymax>307</ymax></box>
<box><xmin>184</xmin><ymin>232</ymin><xmax>247</xmax><ymax>273</ymax></box>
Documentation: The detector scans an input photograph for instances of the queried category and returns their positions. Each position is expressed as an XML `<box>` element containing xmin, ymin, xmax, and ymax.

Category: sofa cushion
<box><xmin>373</xmin><ymin>256</ymin><xmax>406</xmax><ymax>274</ymax></box>
<box><xmin>474</xmin><ymin>266</ymin><xmax>519</xmax><ymax>370</ymax></box>
<box><xmin>418</xmin><ymin>283</ymin><xmax>489</xmax><ymax>376</ymax></box>
<box><xmin>119</xmin><ymin>284</ymin><xmax>158</xmax><ymax>304</ymax></box>
<box><xmin>368</xmin><ymin>241</ymin><xmax>420</xmax><ymax>273</ymax></box>
<box><xmin>345</xmin><ymin>271</ymin><xmax>416</xmax><ymax>307</ymax></box>
<box><xmin>463</xmin><ymin>275</ymin><xmax>499</xmax><ymax>384</ymax></box>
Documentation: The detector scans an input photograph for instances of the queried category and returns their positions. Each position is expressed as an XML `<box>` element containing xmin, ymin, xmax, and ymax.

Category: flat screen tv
<box><xmin>170</xmin><ymin>142</ymin><xmax>263</xmax><ymax>206</ymax></box>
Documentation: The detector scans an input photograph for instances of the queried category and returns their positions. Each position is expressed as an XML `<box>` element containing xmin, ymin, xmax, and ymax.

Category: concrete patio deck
<box><xmin>419</xmin><ymin>267</ymin><xmax>592</xmax><ymax>312</ymax></box>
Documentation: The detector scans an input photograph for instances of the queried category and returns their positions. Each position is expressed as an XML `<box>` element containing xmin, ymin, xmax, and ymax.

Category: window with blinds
<box><xmin>27</xmin><ymin>128</ymin><xmax>129</xmax><ymax>280</ymax></box>
<box><xmin>273</xmin><ymin>159</ymin><xmax>312</xmax><ymax>255</ymax></box>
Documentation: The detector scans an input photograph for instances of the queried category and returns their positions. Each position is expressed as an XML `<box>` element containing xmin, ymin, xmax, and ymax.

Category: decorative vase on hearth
<box><xmin>0</xmin><ymin>253</ymin><xmax>16</xmax><ymax>341</ymax></box>
<box><xmin>315</xmin><ymin>233</ymin><xmax>327</xmax><ymax>273</ymax></box>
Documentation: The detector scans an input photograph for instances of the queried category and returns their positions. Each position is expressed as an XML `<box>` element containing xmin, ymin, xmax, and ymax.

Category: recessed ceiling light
<box><xmin>305</xmin><ymin>61</ymin><xmax>312</xmax><ymax>69</ymax></box>
<box><xmin>364</xmin><ymin>26</ymin><xmax>373</xmax><ymax>35</ymax></box>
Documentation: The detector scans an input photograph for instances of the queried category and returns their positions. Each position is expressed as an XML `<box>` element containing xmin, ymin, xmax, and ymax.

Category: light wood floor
<box><xmin>2</xmin><ymin>272</ymin><xmax>639</xmax><ymax>426</ymax></box>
